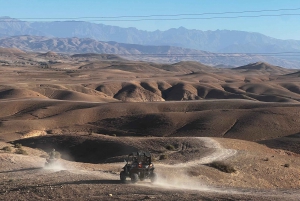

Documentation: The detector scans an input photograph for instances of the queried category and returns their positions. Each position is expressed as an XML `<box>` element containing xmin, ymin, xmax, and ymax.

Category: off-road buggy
<box><xmin>120</xmin><ymin>151</ymin><xmax>157</xmax><ymax>183</ymax></box>
<box><xmin>44</xmin><ymin>149</ymin><xmax>58</xmax><ymax>167</ymax></box>
<box><xmin>45</xmin><ymin>158</ymin><xmax>57</xmax><ymax>167</ymax></box>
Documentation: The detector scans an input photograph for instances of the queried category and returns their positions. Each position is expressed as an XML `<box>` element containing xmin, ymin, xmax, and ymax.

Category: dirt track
<box><xmin>1</xmin><ymin>137</ymin><xmax>300</xmax><ymax>201</ymax></box>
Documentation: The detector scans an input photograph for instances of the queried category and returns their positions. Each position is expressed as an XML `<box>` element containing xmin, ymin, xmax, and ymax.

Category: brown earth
<box><xmin>1</xmin><ymin>48</ymin><xmax>300</xmax><ymax>200</ymax></box>
<box><xmin>1</xmin><ymin>137</ymin><xmax>300</xmax><ymax>200</ymax></box>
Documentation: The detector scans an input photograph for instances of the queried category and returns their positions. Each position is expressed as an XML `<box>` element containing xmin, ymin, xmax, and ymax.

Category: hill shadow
<box><xmin>259</xmin><ymin>132</ymin><xmax>300</xmax><ymax>154</ymax></box>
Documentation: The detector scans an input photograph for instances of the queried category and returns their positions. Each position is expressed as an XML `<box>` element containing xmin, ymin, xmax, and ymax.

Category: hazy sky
<box><xmin>1</xmin><ymin>0</ymin><xmax>300</xmax><ymax>40</ymax></box>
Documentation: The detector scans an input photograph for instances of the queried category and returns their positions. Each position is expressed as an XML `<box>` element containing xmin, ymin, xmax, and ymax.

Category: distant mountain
<box><xmin>0</xmin><ymin>35</ymin><xmax>299</xmax><ymax>68</ymax></box>
<box><xmin>1</xmin><ymin>17</ymin><xmax>300</xmax><ymax>56</ymax></box>
<box><xmin>29</xmin><ymin>22</ymin><xmax>300</xmax><ymax>54</ymax></box>
<box><xmin>0</xmin><ymin>17</ymin><xmax>46</xmax><ymax>37</ymax></box>
<box><xmin>0</xmin><ymin>35</ymin><xmax>208</xmax><ymax>54</ymax></box>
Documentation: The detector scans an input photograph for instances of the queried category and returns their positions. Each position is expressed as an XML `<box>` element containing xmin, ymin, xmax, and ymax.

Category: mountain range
<box><xmin>0</xmin><ymin>17</ymin><xmax>300</xmax><ymax>67</ymax></box>
<box><xmin>1</xmin><ymin>17</ymin><xmax>300</xmax><ymax>54</ymax></box>
<box><xmin>1</xmin><ymin>35</ymin><xmax>300</xmax><ymax>68</ymax></box>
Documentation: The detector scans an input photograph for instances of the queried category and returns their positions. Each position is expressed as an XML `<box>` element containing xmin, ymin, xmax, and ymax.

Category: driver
<box><xmin>49</xmin><ymin>148</ymin><xmax>56</xmax><ymax>159</ymax></box>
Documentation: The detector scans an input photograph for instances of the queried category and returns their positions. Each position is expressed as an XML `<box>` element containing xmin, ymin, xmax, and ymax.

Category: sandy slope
<box><xmin>1</xmin><ymin>99</ymin><xmax>300</xmax><ymax>143</ymax></box>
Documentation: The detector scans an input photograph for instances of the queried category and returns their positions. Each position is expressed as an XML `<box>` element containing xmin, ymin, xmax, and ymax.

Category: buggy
<box><xmin>45</xmin><ymin>158</ymin><xmax>57</xmax><ymax>167</ymax></box>
<box><xmin>44</xmin><ymin>149</ymin><xmax>58</xmax><ymax>167</ymax></box>
<box><xmin>120</xmin><ymin>151</ymin><xmax>157</xmax><ymax>183</ymax></box>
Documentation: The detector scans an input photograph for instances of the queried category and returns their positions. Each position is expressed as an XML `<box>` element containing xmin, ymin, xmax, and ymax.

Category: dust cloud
<box><xmin>153</xmin><ymin>171</ymin><xmax>212</xmax><ymax>192</ymax></box>
<box><xmin>43</xmin><ymin>160</ymin><xmax>66</xmax><ymax>171</ymax></box>
<box><xmin>138</xmin><ymin>138</ymin><xmax>236</xmax><ymax>193</ymax></box>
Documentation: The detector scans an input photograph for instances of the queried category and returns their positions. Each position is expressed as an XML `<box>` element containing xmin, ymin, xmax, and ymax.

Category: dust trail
<box><xmin>137</xmin><ymin>138</ymin><xmax>300</xmax><ymax>199</ymax></box>
<box><xmin>42</xmin><ymin>159</ymin><xmax>120</xmax><ymax>180</ymax></box>
<box><xmin>157</xmin><ymin>137</ymin><xmax>237</xmax><ymax>168</ymax></box>
<box><xmin>138</xmin><ymin>137</ymin><xmax>237</xmax><ymax>192</ymax></box>
<box><xmin>150</xmin><ymin>171</ymin><xmax>213</xmax><ymax>192</ymax></box>
<box><xmin>43</xmin><ymin>160</ymin><xmax>67</xmax><ymax>171</ymax></box>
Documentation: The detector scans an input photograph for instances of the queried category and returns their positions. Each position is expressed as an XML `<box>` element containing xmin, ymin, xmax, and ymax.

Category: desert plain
<box><xmin>1</xmin><ymin>48</ymin><xmax>300</xmax><ymax>200</ymax></box>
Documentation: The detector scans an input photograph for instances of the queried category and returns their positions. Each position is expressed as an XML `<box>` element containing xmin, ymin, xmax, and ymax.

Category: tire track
<box><xmin>157</xmin><ymin>137</ymin><xmax>237</xmax><ymax>168</ymax></box>
<box><xmin>138</xmin><ymin>137</ymin><xmax>300</xmax><ymax>200</ymax></box>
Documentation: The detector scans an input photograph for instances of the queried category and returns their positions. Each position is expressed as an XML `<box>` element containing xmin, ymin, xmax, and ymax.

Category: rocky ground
<box><xmin>1</xmin><ymin>137</ymin><xmax>300</xmax><ymax>201</ymax></box>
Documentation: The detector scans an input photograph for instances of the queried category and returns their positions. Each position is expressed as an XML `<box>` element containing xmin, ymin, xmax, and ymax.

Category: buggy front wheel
<box><xmin>120</xmin><ymin>171</ymin><xmax>126</xmax><ymax>183</ymax></box>
<box><xmin>131</xmin><ymin>173</ymin><xmax>139</xmax><ymax>183</ymax></box>
<box><xmin>150</xmin><ymin>172</ymin><xmax>157</xmax><ymax>183</ymax></box>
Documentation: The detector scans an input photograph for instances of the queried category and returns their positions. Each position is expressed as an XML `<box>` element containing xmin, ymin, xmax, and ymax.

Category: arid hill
<box><xmin>1</xmin><ymin>99</ymin><xmax>300</xmax><ymax>144</ymax></box>
<box><xmin>71</xmin><ymin>53</ymin><xmax>126</xmax><ymax>61</ymax></box>
<box><xmin>233</xmin><ymin>62</ymin><xmax>292</xmax><ymax>74</ymax></box>
<box><xmin>38</xmin><ymin>51</ymin><xmax>58</xmax><ymax>57</ymax></box>
<box><xmin>0</xmin><ymin>50</ymin><xmax>299</xmax><ymax>103</ymax></box>
<box><xmin>0</xmin><ymin>49</ymin><xmax>299</xmax><ymax>151</ymax></box>
<box><xmin>234</xmin><ymin>62</ymin><xmax>282</xmax><ymax>70</ymax></box>
<box><xmin>1</xmin><ymin>48</ymin><xmax>300</xmax><ymax>200</ymax></box>
<box><xmin>0</xmin><ymin>47</ymin><xmax>25</xmax><ymax>55</ymax></box>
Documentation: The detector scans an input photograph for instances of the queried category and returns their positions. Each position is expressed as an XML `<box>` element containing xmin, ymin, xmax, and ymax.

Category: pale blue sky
<box><xmin>1</xmin><ymin>0</ymin><xmax>300</xmax><ymax>40</ymax></box>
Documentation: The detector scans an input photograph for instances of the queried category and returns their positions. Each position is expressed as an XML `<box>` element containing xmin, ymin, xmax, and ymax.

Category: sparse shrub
<box><xmin>2</xmin><ymin>146</ymin><xmax>12</xmax><ymax>152</ymax></box>
<box><xmin>14</xmin><ymin>143</ymin><xmax>22</xmax><ymax>148</ymax></box>
<box><xmin>166</xmin><ymin>144</ymin><xmax>175</xmax><ymax>151</ymax></box>
<box><xmin>159</xmin><ymin>154</ymin><xmax>168</xmax><ymax>160</ymax></box>
<box><xmin>188</xmin><ymin>169</ymin><xmax>200</xmax><ymax>177</ymax></box>
<box><xmin>263</xmin><ymin>157</ymin><xmax>269</xmax><ymax>161</ymax></box>
<box><xmin>208</xmin><ymin>161</ymin><xmax>236</xmax><ymax>173</ymax></box>
<box><xmin>15</xmin><ymin>148</ymin><xmax>28</xmax><ymax>155</ymax></box>
<box><xmin>284</xmin><ymin>163</ymin><xmax>290</xmax><ymax>168</ymax></box>
<box><xmin>39</xmin><ymin>62</ymin><xmax>51</xmax><ymax>69</ymax></box>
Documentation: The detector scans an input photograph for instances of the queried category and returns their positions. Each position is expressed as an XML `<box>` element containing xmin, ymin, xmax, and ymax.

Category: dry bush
<box><xmin>15</xmin><ymin>148</ymin><xmax>28</xmax><ymax>155</ymax></box>
<box><xmin>208</xmin><ymin>161</ymin><xmax>236</xmax><ymax>173</ymax></box>
<box><xmin>187</xmin><ymin>169</ymin><xmax>201</xmax><ymax>177</ymax></box>
<box><xmin>14</xmin><ymin>143</ymin><xmax>22</xmax><ymax>148</ymax></box>
<box><xmin>284</xmin><ymin>163</ymin><xmax>290</xmax><ymax>168</ymax></box>
<box><xmin>263</xmin><ymin>157</ymin><xmax>269</xmax><ymax>161</ymax></box>
<box><xmin>159</xmin><ymin>154</ymin><xmax>168</xmax><ymax>160</ymax></box>
<box><xmin>166</xmin><ymin>144</ymin><xmax>175</xmax><ymax>151</ymax></box>
<box><xmin>2</xmin><ymin>146</ymin><xmax>12</xmax><ymax>152</ymax></box>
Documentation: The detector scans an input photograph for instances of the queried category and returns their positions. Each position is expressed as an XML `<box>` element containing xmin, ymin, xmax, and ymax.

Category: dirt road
<box><xmin>1</xmin><ymin>137</ymin><xmax>299</xmax><ymax>200</ymax></box>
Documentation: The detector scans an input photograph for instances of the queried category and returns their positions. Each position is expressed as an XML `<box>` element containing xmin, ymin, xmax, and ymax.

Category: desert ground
<box><xmin>1</xmin><ymin>48</ymin><xmax>300</xmax><ymax>200</ymax></box>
